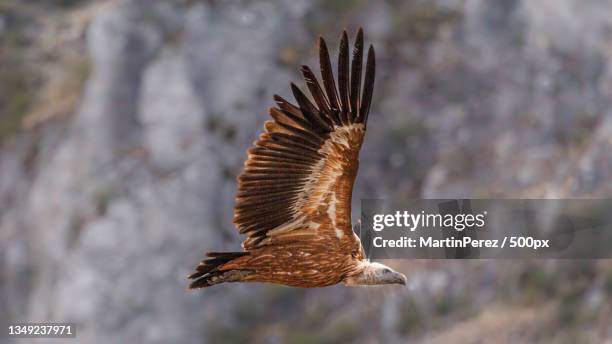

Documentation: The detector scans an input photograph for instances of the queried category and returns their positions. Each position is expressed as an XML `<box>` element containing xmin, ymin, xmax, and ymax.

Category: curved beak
<box><xmin>393</xmin><ymin>272</ymin><xmax>407</xmax><ymax>286</ymax></box>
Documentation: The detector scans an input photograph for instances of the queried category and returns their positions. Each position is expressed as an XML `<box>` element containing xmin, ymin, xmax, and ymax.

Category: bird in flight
<box><xmin>188</xmin><ymin>29</ymin><xmax>406</xmax><ymax>288</ymax></box>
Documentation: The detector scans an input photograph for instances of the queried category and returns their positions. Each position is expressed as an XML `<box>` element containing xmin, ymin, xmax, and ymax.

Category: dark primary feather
<box><xmin>319</xmin><ymin>37</ymin><xmax>340</xmax><ymax>113</ymax></box>
<box><xmin>337</xmin><ymin>31</ymin><xmax>350</xmax><ymax>124</ymax></box>
<box><xmin>301</xmin><ymin>65</ymin><xmax>331</xmax><ymax>114</ymax></box>
<box><xmin>350</xmin><ymin>28</ymin><xmax>364</xmax><ymax>121</ymax></box>
<box><xmin>357</xmin><ymin>45</ymin><xmax>375</xmax><ymax>125</ymax></box>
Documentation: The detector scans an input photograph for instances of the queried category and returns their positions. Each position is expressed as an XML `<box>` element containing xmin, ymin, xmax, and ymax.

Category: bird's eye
<box><xmin>383</xmin><ymin>268</ymin><xmax>391</xmax><ymax>273</ymax></box>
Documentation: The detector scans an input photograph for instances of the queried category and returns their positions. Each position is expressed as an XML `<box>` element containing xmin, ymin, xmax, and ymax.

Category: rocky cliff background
<box><xmin>1</xmin><ymin>0</ymin><xmax>611</xmax><ymax>343</ymax></box>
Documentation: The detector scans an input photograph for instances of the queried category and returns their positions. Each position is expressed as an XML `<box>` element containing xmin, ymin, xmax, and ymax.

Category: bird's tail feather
<box><xmin>188</xmin><ymin>251</ymin><xmax>249</xmax><ymax>289</ymax></box>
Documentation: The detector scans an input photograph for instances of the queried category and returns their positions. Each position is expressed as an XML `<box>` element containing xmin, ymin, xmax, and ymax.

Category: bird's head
<box><xmin>343</xmin><ymin>261</ymin><xmax>407</xmax><ymax>286</ymax></box>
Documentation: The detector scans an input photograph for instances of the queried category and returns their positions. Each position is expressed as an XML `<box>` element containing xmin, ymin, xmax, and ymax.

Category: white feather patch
<box><xmin>335</xmin><ymin>228</ymin><xmax>344</xmax><ymax>239</ymax></box>
<box><xmin>328</xmin><ymin>192</ymin><xmax>337</xmax><ymax>227</ymax></box>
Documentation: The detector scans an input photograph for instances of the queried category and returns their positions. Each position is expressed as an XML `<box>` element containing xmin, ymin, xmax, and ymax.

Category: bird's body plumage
<box><xmin>188</xmin><ymin>29</ymin><xmax>406</xmax><ymax>289</ymax></box>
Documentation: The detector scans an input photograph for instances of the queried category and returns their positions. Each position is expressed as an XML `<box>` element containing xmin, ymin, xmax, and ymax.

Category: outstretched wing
<box><xmin>234</xmin><ymin>29</ymin><xmax>375</xmax><ymax>250</ymax></box>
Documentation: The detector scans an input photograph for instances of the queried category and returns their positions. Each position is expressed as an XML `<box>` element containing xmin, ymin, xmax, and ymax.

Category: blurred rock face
<box><xmin>1</xmin><ymin>0</ymin><xmax>611</xmax><ymax>343</ymax></box>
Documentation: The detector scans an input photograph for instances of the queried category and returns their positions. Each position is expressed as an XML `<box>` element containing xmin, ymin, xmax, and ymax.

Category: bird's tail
<box><xmin>187</xmin><ymin>251</ymin><xmax>250</xmax><ymax>289</ymax></box>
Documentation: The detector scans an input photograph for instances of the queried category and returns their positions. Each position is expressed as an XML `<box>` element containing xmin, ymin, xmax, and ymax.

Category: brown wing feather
<box><xmin>233</xmin><ymin>28</ymin><xmax>375</xmax><ymax>250</ymax></box>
